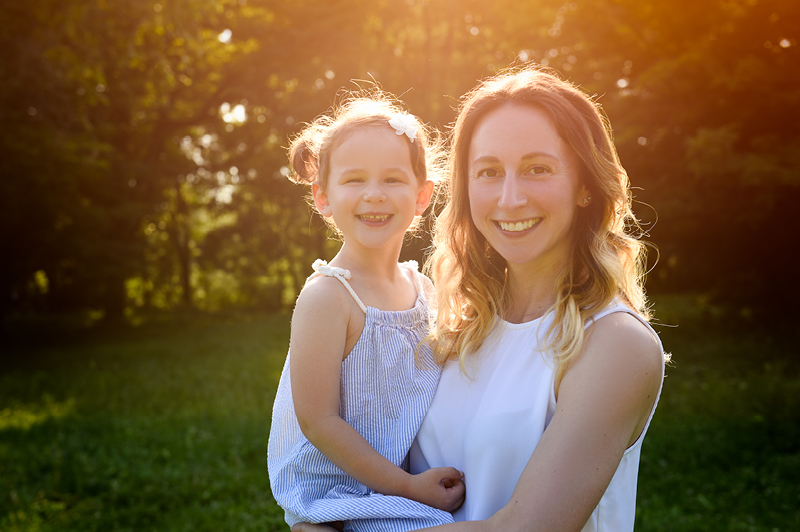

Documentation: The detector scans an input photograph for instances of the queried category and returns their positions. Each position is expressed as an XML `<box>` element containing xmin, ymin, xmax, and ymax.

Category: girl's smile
<box><xmin>356</xmin><ymin>213</ymin><xmax>393</xmax><ymax>225</ymax></box>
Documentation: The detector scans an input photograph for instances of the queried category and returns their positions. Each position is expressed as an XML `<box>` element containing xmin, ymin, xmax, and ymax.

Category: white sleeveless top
<box><xmin>409</xmin><ymin>300</ymin><xmax>665</xmax><ymax>531</ymax></box>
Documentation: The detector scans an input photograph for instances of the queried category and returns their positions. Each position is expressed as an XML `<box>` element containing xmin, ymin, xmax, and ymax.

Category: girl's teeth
<box><xmin>499</xmin><ymin>218</ymin><xmax>539</xmax><ymax>232</ymax></box>
<box><xmin>359</xmin><ymin>214</ymin><xmax>389</xmax><ymax>221</ymax></box>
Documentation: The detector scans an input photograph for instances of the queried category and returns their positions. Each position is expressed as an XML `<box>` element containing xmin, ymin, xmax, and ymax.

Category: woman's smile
<box><xmin>496</xmin><ymin>217</ymin><xmax>542</xmax><ymax>233</ymax></box>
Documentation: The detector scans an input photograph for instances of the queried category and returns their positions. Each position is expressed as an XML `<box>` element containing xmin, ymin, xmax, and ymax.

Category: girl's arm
<box><xmin>418</xmin><ymin>311</ymin><xmax>664</xmax><ymax>532</ymax></box>
<box><xmin>290</xmin><ymin>278</ymin><xmax>465</xmax><ymax>512</ymax></box>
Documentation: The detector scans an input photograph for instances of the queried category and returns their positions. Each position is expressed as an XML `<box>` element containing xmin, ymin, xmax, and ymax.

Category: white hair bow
<box><xmin>388</xmin><ymin>112</ymin><xmax>418</xmax><ymax>143</ymax></box>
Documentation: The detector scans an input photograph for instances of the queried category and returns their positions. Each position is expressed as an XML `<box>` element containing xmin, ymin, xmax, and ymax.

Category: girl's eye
<box><xmin>476</xmin><ymin>168</ymin><xmax>500</xmax><ymax>179</ymax></box>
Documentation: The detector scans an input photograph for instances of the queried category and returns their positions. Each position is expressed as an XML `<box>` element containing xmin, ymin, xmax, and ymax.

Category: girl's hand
<box><xmin>408</xmin><ymin>467</ymin><xmax>466</xmax><ymax>512</ymax></box>
<box><xmin>291</xmin><ymin>522</ymin><xmax>343</xmax><ymax>532</ymax></box>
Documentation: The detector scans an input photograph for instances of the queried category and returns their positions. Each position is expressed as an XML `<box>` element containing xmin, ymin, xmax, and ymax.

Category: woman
<box><xmin>409</xmin><ymin>66</ymin><xmax>665</xmax><ymax>531</ymax></box>
<box><xmin>292</xmin><ymin>66</ymin><xmax>666</xmax><ymax>532</ymax></box>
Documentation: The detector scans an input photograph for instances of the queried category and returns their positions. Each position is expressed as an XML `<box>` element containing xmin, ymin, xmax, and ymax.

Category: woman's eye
<box><xmin>476</xmin><ymin>168</ymin><xmax>499</xmax><ymax>178</ymax></box>
<box><xmin>526</xmin><ymin>165</ymin><xmax>549</xmax><ymax>176</ymax></box>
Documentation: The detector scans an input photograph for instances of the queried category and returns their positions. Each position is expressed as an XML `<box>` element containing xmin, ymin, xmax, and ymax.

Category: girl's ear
<box><xmin>415</xmin><ymin>180</ymin><xmax>435</xmax><ymax>216</ymax></box>
<box><xmin>312</xmin><ymin>182</ymin><xmax>332</xmax><ymax>217</ymax></box>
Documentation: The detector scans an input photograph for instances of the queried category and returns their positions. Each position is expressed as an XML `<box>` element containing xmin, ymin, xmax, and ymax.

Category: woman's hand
<box><xmin>408</xmin><ymin>467</ymin><xmax>466</xmax><ymax>512</ymax></box>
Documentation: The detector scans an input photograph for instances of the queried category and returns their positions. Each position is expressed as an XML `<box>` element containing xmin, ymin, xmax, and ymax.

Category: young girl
<box><xmin>267</xmin><ymin>95</ymin><xmax>465</xmax><ymax>532</ymax></box>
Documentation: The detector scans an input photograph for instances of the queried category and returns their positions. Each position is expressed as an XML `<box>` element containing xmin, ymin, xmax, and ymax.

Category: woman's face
<box><xmin>467</xmin><ymin>104</ymin><xmax>589</xmax><ymax>274</ymax></box>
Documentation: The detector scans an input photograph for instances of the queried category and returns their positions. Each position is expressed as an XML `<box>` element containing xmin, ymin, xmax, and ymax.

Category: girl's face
<box><xmin>467</xmin><ymin>104</ymin><xmax>589</xmax><ymax>274</ymax></box>
<box><xmin>313</xmin><ymin>126</ymin><xmax>433</xmax><ymax>254</ymax></box>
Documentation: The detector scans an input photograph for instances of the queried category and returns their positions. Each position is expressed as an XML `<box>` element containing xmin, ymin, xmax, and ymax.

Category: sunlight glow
<box><xmin>0</xmin><ymin>397</ymin><xmax>75</xmax><ymax>431</ymax></box>
<box><xmin>221</xmin><ymin>103</ymin><xmax>247</xmax><ymax>124</ymax></box>
<box><xmin>218</xmin><ymin>29</ymin><xmax>232</xmax><ymax>43</ymax></box>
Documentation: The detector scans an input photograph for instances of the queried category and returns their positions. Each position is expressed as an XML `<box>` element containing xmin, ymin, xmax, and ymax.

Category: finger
<box><xmin>437</xmin><ymin>467</ymin><xmax>464</xmax><ymax>481</ymax></box>
<box><xmin>449</xmin><ymin>480</ymin><xmax>466</xmax><ymax>510</ymax></box>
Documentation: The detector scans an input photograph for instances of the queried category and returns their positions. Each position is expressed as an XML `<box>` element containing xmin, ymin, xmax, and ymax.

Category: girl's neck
<box><xmin>329</xmin><ymin>240</ymin><xmax>418</xmax><ymax>312</ymax></box>
<box><xmin>329</xmin><ymin>240</ymin><xmax>404</xmax><ymax>282</ymax></box>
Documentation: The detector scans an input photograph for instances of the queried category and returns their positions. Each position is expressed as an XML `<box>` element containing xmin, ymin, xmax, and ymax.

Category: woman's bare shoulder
<box><xmin>588</xmin><ymin>311</ymin><xmax>664</xmax><ymax>370</ymax></box>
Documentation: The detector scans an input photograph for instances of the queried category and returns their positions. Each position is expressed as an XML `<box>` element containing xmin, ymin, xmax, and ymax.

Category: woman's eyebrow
<box><xmin>469</xmin><ymin>155</ymin><xmax>501</xmax><ymax>165</ymax></box>
<box><xmin>520</xmin><ymin>151</ymin><xmax>560</xmax><ymax>161</ymax></box>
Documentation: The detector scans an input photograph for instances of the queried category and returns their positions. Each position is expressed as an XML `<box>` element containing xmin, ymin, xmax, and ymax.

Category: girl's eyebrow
<box><xmin>337</xmin><ymin>168</ymin><xmax>366</xmax><ymax>175</ymax></box>
<box><xmin>337</xmin><ymin>167</ymin><xmax>410</xmax><ymax>174</ymax></box>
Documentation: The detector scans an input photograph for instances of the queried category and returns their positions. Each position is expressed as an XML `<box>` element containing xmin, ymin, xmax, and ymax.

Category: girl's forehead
<box><xmin>330</xmin><ymin>126</ymin><xmax>413</xmax><ymax>167</ymax></box>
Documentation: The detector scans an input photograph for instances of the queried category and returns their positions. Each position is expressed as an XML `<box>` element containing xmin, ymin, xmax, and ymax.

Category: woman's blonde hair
<box><xmin>427</xmin><ymin>66</ymin><xmax>649</xmax><ymax>383</ymax></box>
<box><xmin>287</xmin><ymin>90</ymin><xmax>445</xmax><ymax>232</ymax></box>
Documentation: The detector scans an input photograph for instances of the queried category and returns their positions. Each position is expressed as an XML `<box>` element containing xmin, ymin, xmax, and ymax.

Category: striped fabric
<box><xmin>268</xmin><ymin>261</ymin><xmax>453</xmax><ymax>531</ymax></box>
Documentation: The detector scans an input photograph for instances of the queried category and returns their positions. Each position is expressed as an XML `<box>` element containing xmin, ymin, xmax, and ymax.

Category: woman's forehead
<box><xmin>468</xmin><ymin>105</ymin><xmax>570</xmax><ymax>164</ymax></box>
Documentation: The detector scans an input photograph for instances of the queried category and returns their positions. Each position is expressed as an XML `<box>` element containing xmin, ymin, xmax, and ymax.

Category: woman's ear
<box><xmin>312</xmin><ymin>182</ymin><xmax>332</xmax><ymax>217</ymax></box>
<box><xmin>577</xmin><ymin>184</ymin><xmax>592</xmax><ymax>208</ymax></box>
<box><xmin>415</xmin><ymin>180</ymin><xmax>435</xmax><ymax>216</ymax></box>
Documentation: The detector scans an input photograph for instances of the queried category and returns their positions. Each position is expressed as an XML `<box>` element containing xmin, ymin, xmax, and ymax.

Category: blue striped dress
<box><xmin>268</xmin><ymin>260</ymin><xmax>453</xmax><ymax>531</ymax></box>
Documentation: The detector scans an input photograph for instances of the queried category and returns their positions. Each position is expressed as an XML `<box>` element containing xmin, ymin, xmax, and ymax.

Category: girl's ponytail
<box><xmin>288</xmin><ymin>133</ymin><xmax>320</xmax><ymax>185</ymax></box>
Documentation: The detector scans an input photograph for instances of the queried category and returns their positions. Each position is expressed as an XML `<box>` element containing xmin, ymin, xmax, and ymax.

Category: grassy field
<box><xmin>1</xmin><ymin>301</ymin><xmax>798</xmax><ymax>531</ymax></box>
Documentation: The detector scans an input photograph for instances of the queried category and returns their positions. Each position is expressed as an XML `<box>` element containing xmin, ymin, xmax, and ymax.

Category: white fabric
<box><xmin>309</xmin><ymin>259</ymin><xmax>368</xmax><ymax>313</ymax></box>
<box><xmin>409</xmin><ymin>300</ymin><xmax>664</xmax><ymax>531</ymax></box>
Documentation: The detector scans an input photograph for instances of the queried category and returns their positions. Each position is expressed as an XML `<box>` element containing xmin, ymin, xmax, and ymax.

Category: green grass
<box><xmin>635</xmin><ymin>297</ymin><xmax>800</xmax><ymax>531</ymax></box>
<box><xmin>0</xmin><ymin>313</ymin><xmax>291</xmax><ymax>531</ymax></box>
<box><xmin>1</xmin><ymin>300</ymin><xmax>799</xmax><ymax>531</ymax></box>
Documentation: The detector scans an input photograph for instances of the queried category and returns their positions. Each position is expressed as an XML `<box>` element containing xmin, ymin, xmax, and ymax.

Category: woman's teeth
<box><xmin>499</xmin><ymin>218</ymin><xmax>540</xmax><ymax>232</ymax></box>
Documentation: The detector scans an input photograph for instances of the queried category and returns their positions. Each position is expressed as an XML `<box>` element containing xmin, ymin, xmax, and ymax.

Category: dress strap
<box><xmin>308</xmin><ymin>259</ymin><xmax>367</xmax><ymax>314</ymax></box>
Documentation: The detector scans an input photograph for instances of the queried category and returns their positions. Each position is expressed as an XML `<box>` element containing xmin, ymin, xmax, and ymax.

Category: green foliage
<box><xmin>2</xmin><ymin>0</ymin><xmax>799</xmax><ymax>320</ymax></box>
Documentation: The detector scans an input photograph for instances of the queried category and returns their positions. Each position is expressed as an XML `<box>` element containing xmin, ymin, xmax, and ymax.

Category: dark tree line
<box><xmin>2</xmin><ymin>0</ymin><xmax>798</xmax><ymax>323</ymax></box>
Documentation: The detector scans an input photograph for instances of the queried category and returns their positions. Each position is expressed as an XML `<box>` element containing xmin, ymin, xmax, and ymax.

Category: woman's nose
<box><xmin>498</xmin><ymin>175</ymin><xmax>527</xmax><ymax>210</ymax></box>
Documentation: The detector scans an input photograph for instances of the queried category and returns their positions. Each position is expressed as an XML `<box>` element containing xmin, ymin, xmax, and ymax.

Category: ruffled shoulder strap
<box><xmin>307</xmin><ymin>259</ymin><xmax>367</xmax><ymax>314</ymax></box>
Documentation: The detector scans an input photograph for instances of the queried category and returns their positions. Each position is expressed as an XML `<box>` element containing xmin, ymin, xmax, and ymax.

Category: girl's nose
<box><xmin>498</xmin><ymin>175</ymin><xmax>527</xmax><ymax>210</ymax></box>
<box><xmin>363</xmin><ymin>183</ymin><xmax>386</xmax><ymax>202</ymax></box>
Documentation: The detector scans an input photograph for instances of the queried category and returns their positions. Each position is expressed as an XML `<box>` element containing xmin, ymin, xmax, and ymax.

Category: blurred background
<box><xmin>1</xmin><ymin>0</ymin><xmax>798</xmax><ymax>531</ymax></box>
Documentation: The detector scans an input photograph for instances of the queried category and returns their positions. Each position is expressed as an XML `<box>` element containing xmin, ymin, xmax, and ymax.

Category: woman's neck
<box><xmin>503</xmin><ymin>260</ymin><xmax>565</xmax><ymax>324</ymax></box>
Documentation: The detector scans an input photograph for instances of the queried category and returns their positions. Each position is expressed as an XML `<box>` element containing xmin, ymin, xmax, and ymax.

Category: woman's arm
<box><xmin>290</xmin><ymin>279</ymin><xmax>465</xmax><ymax>512</ymax></box>
<box><xmin>418</xmin><ymin>312</ymin><xmax>663</xmax><ymax>532</ymax></box>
